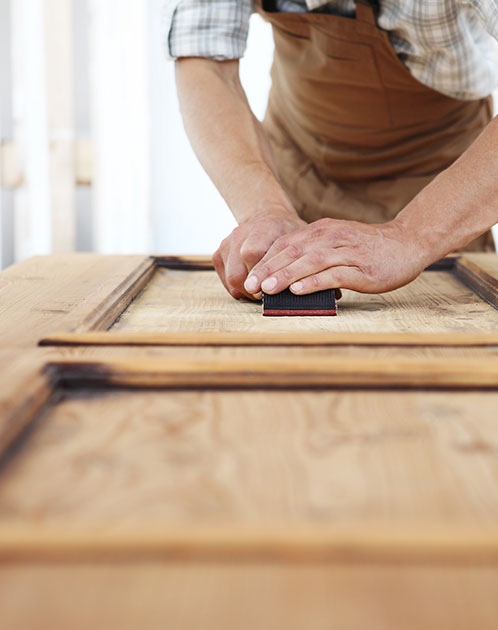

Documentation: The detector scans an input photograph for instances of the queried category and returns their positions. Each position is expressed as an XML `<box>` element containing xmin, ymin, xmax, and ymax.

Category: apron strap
<box><xmin>355</xmin><ymin>0</ymin><xmax>377</xmax><ymax>25</ymax></box>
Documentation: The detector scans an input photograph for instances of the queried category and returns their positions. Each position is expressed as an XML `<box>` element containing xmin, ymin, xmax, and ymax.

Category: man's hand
<box><xmin>243</xmin><ymin>217</ymin><xmax>430</xmax><ymax>296</ymax></box>
<box><xmin>213</xmin><ymin>209</ymin><xmax>306</xmax><ymax>299</ymax></box>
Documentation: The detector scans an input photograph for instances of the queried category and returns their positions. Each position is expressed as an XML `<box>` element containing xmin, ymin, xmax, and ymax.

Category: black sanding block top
<box><xmin>262</xmin><ymin>288</ymin><xmax>337</xmax><ymax>316</ymax></box>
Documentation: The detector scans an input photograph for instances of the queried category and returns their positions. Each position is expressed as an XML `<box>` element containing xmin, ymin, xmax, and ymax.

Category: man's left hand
<box><xmin>243</xmin><ymin>217</ymin><xmax>430</xmax><ymax>296</ymax></box>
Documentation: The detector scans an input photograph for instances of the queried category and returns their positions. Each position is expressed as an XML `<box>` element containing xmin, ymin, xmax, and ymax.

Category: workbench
<box><xmin>0</xmin><ymin>253</ymin><xmax>497</xmax><ymax>629</ymax></box>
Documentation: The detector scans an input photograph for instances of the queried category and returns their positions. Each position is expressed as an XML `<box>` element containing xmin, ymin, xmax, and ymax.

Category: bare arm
<box><xmin>245</xmin><ymin>116</ymin><xmax>498</xmax><ymax>297</ymax></box>
<box><xmin>175</xmin><ymin>58</ymin><xmax>305</xmax><ymax>298</ymax></box>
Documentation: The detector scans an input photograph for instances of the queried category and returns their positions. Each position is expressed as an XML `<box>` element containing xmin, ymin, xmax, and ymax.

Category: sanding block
<box><xmin>262</xmin><ymin>288</ymin><xmax>337</xmax><ymax>316</ymax></box>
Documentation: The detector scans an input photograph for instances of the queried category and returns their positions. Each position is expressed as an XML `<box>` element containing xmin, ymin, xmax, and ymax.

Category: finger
<box><xmin>239</xmin><ymin>231</ymin><xmax>274</xmax><ymax>273</ymax></box>
<box><xmin>212</xmin><ymin>245</ymin><xmax>230</xmax><ymax>294</ymax></box>
<box><xmin>260</xmin><ymin>249</ymin><xmax>353</xmax><ymax>294</ymax></box>
<box><xmin>244</xmin><ymin>239</ymin><xmax>308</xmax><ymax>294</ymax></box>
<box><xmin>214</xmin><ymin>241</ymin><xmax>246</xmax><ymax>300</ymax></box>
<box><xmin>289</xmin><ymin>266</ymin><xmax>363</xmax><ymax>295</ymax></box>
<box><xmin>226</xmin><ymin>248</ymin><xmax>258</xmax><ymax>300</ymax></box>
<box><xmin>240</xmin><ymin>216</ymin><xmax>307</xmax><ymax>272</ymax></box>
<box><xmin>252</xmin><ymin>218</ymin><xmax>335</xmax><ymax>272</ymax></box>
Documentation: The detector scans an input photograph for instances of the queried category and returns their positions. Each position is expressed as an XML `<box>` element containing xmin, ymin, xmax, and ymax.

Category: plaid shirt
<box><xmin>162</xmin><ymin>0</ymin><xmax>498</xmax><ymax>100</ymax></box>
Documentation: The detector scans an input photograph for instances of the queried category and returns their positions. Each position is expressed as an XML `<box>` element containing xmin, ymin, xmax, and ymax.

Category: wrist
<box><xmin>385</xmin><ymin>213</ymin><xmax>436</xmax><ymax>272</ymax></box>
<box><xmin>242</xmin><ymin>204</ymin><xmax>300</xmax><ymax>224</ymax></box>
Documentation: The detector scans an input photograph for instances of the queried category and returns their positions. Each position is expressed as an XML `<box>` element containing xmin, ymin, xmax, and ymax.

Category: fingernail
<box><xmin>244</xmin><ymin>275</ymin><xmax>258</xmax><ymax>292</ymax></box>
<box><xmin>291</xmin><ymin>281</ymin><xmax>303</xmax><ymax>293</ymax></box>
<box><xmin>261</xmin><ymin>277</ymin><xmax>277</xmax><ymax>292</ymax></box>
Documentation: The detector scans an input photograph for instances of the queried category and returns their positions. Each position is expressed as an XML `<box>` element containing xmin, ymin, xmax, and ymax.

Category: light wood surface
<box><xmin>1</xmin><ymin>563</ymin><xmax>497</xmax><ymax>630</ymax></box>
<box><xmin>0</xmin><ymin>350</ymin><xmax>52</xmax><ymax>455</ymax></box>
<box><xmin>0</xmin><ymin>253</ymin><xmax>497</xmax><ymax>629</ymax></box>
<box><xmin>110</xmin><ymin>268</ymin><xmax>498</xmax><ymax>335</ymax></box>
<box><xmin>1</xmin><ymin>388</ymin><xmax>498</xmax><ymax>532</ymax></box>
<box><xmin>455</xmin><ymin>255</ymin><xmax>498</xmax><ymax>308</ymax></box>
<box><xmin>45</xmin><ymin>355</ymin><xmax>498</xmax><ymax>387</ymax></box>
<box><xmin>0</xmin><ymin>253</ymin><xmax>150</xmax><ymax>346</ymax></box>
<box><xmin>41</xmin><ymin>330</ymin><xmax>498</xmax><ymax>347</ymax></box>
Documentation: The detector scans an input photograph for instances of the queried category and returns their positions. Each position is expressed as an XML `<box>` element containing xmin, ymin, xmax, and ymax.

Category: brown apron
<box><xmin>254</xmin><ymin>0</ymin><xmax>495</xmax><ymax>252</ymax></box>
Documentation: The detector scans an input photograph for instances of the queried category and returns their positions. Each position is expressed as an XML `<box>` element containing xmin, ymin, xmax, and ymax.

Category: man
<box><xmin>163</xmin><ymin>0</ymin><xmax>498</xmax><ymax>300</ymax></box>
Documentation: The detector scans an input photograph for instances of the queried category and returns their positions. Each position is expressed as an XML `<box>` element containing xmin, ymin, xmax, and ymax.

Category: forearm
<box><xmin>175</xmin><ymin>57</ymin><xmax>297</xmax><ymax>224</ymax></box>
<box><xmin>394</xmin><ymin>116</ymin><xmax>498</xmax><ymax>263</ymax></box>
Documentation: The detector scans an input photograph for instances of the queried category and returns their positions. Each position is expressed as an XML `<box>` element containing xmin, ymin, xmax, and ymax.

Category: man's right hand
<box><xmin>213</xmin><ymin>209</ymin><xmax>306</xmax><ymax>300</ymax></box>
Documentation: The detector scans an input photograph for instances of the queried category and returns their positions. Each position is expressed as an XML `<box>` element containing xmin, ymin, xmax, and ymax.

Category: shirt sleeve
<box><xmin>161</xmin><ymin>0</ymin><xmax>254</xmax><ymax>61</ymax></box>
<box><xmin>466</xmin><ymin>0</ymin><xmax>498</xmax><ymax>40</ymax></box>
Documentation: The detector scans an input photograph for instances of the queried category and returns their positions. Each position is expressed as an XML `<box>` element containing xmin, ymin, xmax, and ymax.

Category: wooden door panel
<box><xmin>110</xmin><ymin>268</ymin><xmax>497</xmax><ymax>334</ymax></box>
<box><xmin>0</xmin><ymin>254</ymin><xmax>151</xmax><ymax>348</ymax></box>
<box><xmin>1</xmin><ymin>362</ymin><xmax>498</xmax><ymax>630</ymax></box>
<box><xmin>2</xmin><ymin>381</ymin><xmax>498</xmax><ymax>536</ymax></box>
<box><xmin>38</xmin><ymin>254</ymin><xmax>498</xmax><ymax>347</ymax></box>
<box><xmin>0</xmin><ymin>250</ymin><xmax>497</xmax><ymax>628</ymax></box>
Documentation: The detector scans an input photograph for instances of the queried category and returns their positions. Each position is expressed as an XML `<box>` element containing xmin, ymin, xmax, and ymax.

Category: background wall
<box><xmin>0</xmin><ymin>0</ymin><xmax>496</xmax><ymax>269</ymax></box>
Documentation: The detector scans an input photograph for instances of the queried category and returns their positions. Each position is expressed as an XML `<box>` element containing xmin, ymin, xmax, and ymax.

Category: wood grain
<box><xmin>0</xmin><ymin>351</ymin><xmax>53</xmax><ymax>456</ymax></box>
<box><xmin>456</xmin><ymin>255</ymin><xmax>498</xmax><ymax>309</ymax></box>
<box><xmin>0</xmin><ymin>254</ymin><xmax>497</xmax><ymax>628</ymax></box>
<box><xmin>47</xmin><ymin>355</ymin><xmax>498</xmax><ymax>388</ymax></box>
<box><xmin>1</xmin><ymin>388</ymin><xmax>498</xmax><ymax>533</ymax></box>
<box><xmin>461</xmin><ymin>253</ymin><xmax>498</xmax><ymax>282</ymax></box>
<box><xmin>40</xmin><ymin>331</ymin><xmax>498</xmax><ymax>347</ymax></box>
<box><xmin>2</xmin><ymin>526</ymin><xmax>498</xmax><ymax>562</ymax></box>
<box><xmin>0</xmin><ymin>254</ymin><xmax>151</xmax><ymax>347</ymax></box>
<box><xmin>110</xmin><ymin>268</ymin><xmax>498</xmax><ymax>335</ymax></box>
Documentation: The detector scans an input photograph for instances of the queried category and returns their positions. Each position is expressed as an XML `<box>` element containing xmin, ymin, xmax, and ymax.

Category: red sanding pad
<box><xmin>262</xmin><ymin>289</ymin><xmax>337</xmax><ymax>317</ymax></box>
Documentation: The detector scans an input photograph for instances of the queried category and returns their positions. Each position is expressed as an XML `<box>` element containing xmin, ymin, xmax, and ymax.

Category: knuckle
<box><xmin>308</xmin><ymin>249</ymin><xmax>326</xmax><ymax>267</ymax></box>
<box><xmin>219</xmin><ymin>236</ymin><xmax>231</xmax><ymax>252</ymax></box>
<box><xmin>226</xmin><ymin>271</ymin><xmax>245</xmax><ymax>286</ymax></box>
<box><xmin>258</xmin><ymin>263</ymin><xmax>272</xmax><ymax>278</ymax></box>
<box><xmin>286</xmin><ymin>243</ymin><xmax>302</xmax><ymax>259</ymax></box>
<box><xmin>310</xmin><ymin>218</ymin><xmax>331</xmax><ymax>236</ymax></box>
<box><xmin>362</xmin><ymin>262</ymin><xmax>374</xmax><ymax>277</ymax></box>
<box><xmin>274</xmin><ymin>237</ymin><xmax>289</xmax><ymax>252</ymax></box>
<box><xmin>231</xmin><ymin>226</ymin><xmax>245</xmax><ymax>242</ymax></box>
<box><xmin>332</xmin><ymin>227</ymin><xmax>350</xmax><ymax>241</ymax></box>
<box><xmin>212</xmin><ymin>251</ymin><xmax>223</xmax><ymax>271</ymax></box>
<box><xmin>332</xmin><ymin>271</ymin><xmax>343</xmax><ymax>286</ymax></box>
<box><xmin>240</xmin><ymin>244</ymin><xmax>262</xmax><ymax>263</ymax></box>
<box><xmin>279</xmin><ymin>267</ymin><xmax>293</xmax><ymax>281</ymax></box>
<box><xmin>309</xmin><ymin>274</ymin><xmax>321</xmax><ymax>289</ymax></box>
<box><xmin>310</xmin><ymin>226</ymin><xmax>324</xmax><ymax>238</ymax></box>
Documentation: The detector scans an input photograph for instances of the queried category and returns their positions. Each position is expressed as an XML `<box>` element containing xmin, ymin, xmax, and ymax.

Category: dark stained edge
<box><xmin>46</xmin><ymin>358</ymin><xmax>498</xmax><ymax>390</ymax></box>
<box><xmin>455</xmin><ymin>257</ymin><xmax>498</xmax><ymax>311</ymax></box>
<box><xmin>153</xmin><ymin>255</ymin><xmax>214</xmax><ymax>271</ymax></box>
<box><xmin>424</xmin><ymin>256</ymin><xmax>459</xmax><ymax>272</ymax></box>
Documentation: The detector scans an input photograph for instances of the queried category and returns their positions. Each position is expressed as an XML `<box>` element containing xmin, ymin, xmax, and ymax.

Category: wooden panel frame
<box><xmin>3</xmin><ymin>352</ymin><xmax>498</xmax><ymax>463</ymax></box>
<box><xmin>3</xmin><ymin>351</ymin><xmax>498</xmax><ymax>458</ymax></box>
<box><xmin>1</xmin><ymin>353</ymin><xmax>498</xmax><ymax>563</ymax></box>
<box><xmin>39</xmin><ymin>254</ymin><xmax>498</xmax><ymax>348</ymax></box>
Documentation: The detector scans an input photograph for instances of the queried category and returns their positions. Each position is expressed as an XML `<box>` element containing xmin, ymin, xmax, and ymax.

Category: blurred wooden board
<box><xmin>0</xmin><ymin>563</ymin><xmax>497</xmax><ymax>630</ymax></box>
